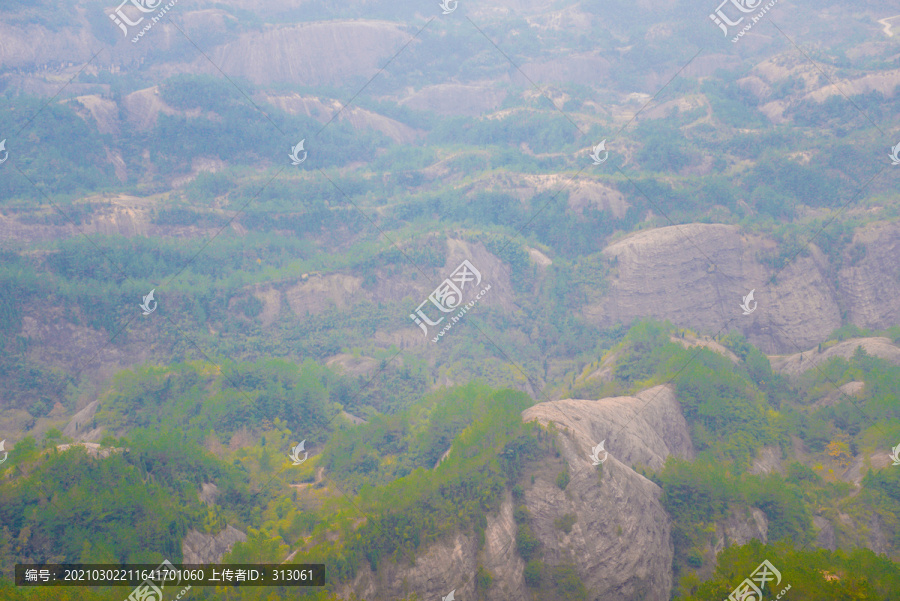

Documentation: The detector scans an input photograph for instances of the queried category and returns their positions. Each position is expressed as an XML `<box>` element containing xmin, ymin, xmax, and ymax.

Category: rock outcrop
<box><xmin>338</xmin><ymin>384</ymin><xmax>694</xmax><ymax>601</ymax></box>
<box><xmin>62</xmin><ymin>400</ymin><xmax>101</xmax><ymax>440</ymax></box>
<box><xmin>182</xmin><ymin>525</ymin><xmax>247</xmax><ymax>564</ymax></box>
<box><xmin>191</xmin><ymin>21</ymin><xmax>411</xmax><ymax>86</ymax></box>
<box><xmin>584</xmin><ymin>223</ymin><xmax>844</xmax><ymax>354</ymax></box>
<box><xmin>710</xmin><ymin>508</ymin><xmax>769</xmax><ymax>558</ymax></box>
<box><xmin>583</xmin><ymin>222</ymin><xmax>900</xmax><ymax>354</ymax></box>
<box><xmin>524</xmin><ymin>385</ymin><xmax>696</xmax><ymax>472</ymax></box>
<box><xmin>769</xmin><ymin>336</ymin><xmax>900</xmax><ymax>376</ymax></box>
<box><xmin>54</xmin><ymin>442</ymin><xmax>127</xmax><ymax>459</ymax></box>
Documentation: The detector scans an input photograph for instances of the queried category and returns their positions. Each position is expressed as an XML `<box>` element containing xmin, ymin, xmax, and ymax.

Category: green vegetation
<box><xmin>0</xmin><ymin>97</ymin><xmax>114</xmax><ymax>201</ymax></box>
<box><xmin>793</xmin><ymin>346</ymin><xmax>900</xmax><ymax>460</ymax></box>
<box><xmin>96</xmin><ymin>359</ymin><xmax>337</xmax><ymax>440</ymax></box>
<box><xmin>553</xmin><ymin>512</ymin><xmax>577</xmax><ymax>533</ymax></box>
<box><xmin>319</xmin><ymin>382</ymin><xmax>510</xmax><ymax>493</ymax></box>
<box><xmin>296</xmin><ymin>385</ymin><xmax>544</xmax><ymax>583</ymax></box>
<box><xmin>2</xmin><ymin>6</ymin><xmax>900</xmax><ymax>597</ymax></box>
<box><xmin>0</xmin><ymin>434</ymin><xmax>247</xmax><ymax>572</ymax></box>
<box><xmin>524</xmin><ymin>559</ymin><xmax>542</xmax><ymax>587</ymax></box>
<box><xmin>604</xmin><ymin>322</ymin><xmax>789</xmax><ymax>471</ymax></box>
<box><xmin>0</xmin><ymin>381</ymin><xmax>547</xmax><ymax>598</ymax></box>
<box><xmin>0</xmin><ymin>252</ymin><xmax>71</xmax><ymax>415</ymax></box>
<box><xmin>555</xmin><ymin>467</ymin><xmax>570</xmax><ymax>490</ymax></box>
<box><xmin>475</xmin><ymin>564</ymin><xmax>493</xmax><ymax>596</ymax></box>
<box><xmin>591</xmin><ymin>320</ymin><xmax>900</xmax><ymax>594</ymax></box>
<box><xmin>3</xmin><ymin>307</ymin><xmax>898</xmax><ymax>600</ymax></box>
<box><xmin>679</xmin><ymin>540</ymin><xmax>900</xmax><ymax>600</ymax></box>
<box><xmin>654</xmin><ymin>455</ymin><xmax>818</xmax><ymax>583</ymax></box>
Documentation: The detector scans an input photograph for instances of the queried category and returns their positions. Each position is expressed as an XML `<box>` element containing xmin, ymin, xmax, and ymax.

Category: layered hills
<box><xmin>2</xmin><ymin>1</ymin><xmax>900</xmax><ymax>600</ymax></box>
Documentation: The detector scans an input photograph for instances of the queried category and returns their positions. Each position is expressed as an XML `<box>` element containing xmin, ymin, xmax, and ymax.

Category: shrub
<box><xmin>553</xmin><ymin>512</ymin><xmax>577</xmax><ymax>534</ymax></box>
<box><xmin>475</xmin><ymin>565</ymin><xmax>493</xmax><ymax>591</ymax></box>
<box><xmin>551</xmin><ymin>563</ymin><xmax>588</xmax><ymax>601</ymax></box>
<box><xmin>516</xmin><ymin>524</ymin><xmax>540</xmax><ymax>560</ymax></box>
<box><xmin>511</xmin><ymin>483</ymin><xmax>524</xmax><ymax>500</ymax></box>
<box><xmin>687</xmin><ymin>549</ymin><xmax>703</xmax><ymax>568</ymax></box>
<box><xmin>513</xmin><ymin>505</ymin><xmax>530</xmax><ymax>524</ymax></box>
<box><xmin>524</xmin><ymin>560</ymin><xmax>543</xmax><ymax>587</ymax></box>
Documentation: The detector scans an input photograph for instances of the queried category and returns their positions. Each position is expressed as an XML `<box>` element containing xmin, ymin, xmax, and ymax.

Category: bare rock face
<box><xmin>0</xmin><ymin>22</ymin><xmax>97</xmax><ymax>69</ymax></box>
<box><xmin>70</xmin><ymin>95</ymin><xmax>121</xmax><ymax>136</ymax></box>
<box><xmin>325</xmin><ymin>354</ymin><xmax>379</xmax><ymax>377</ymax></box>
<box><xmin>122</xmin><ymin>87</ymin><xmax>180</xmax><ymax>131</ymax></box>
<box><xmin>521</xmin><ymin>447</ymin><xmax>672</xmax><ymax>600</ymax></box>
<box><xmin>866</xmin><ymin>514</ymin><xmax>891</xmax><ymax>556</ymax></box>
<box><xmin>198</xmin><ymin>483</ymin><xmax>220</xmax><ymax>506</ymax></box>
<box><xmin>672</xmin><ymin>334</ymin><xmax>740</xmax><ymax>364</ymax></box>
<box><xmin>525</xmin><ymin>385</ymin><xmax>695</xmax><ymax>471</ymax></box>
<box><xmin>813</xmin><ymin>516</ymin><xmax>836</xmax><ymax>551</ymax></box>
<box><xmin>769</xmin><ymin>337</ymin><xmax>900</xmax><ymax>376</ymax></box>
<box><xmin>582</xmin><ymin>222</ymin><xmax>900</xmax><ymax>354</ymax></box>
<box><xmin>839</xmin><ymin>221</ymin><xmax>900</xmax><ymax>328</ymax></box>
<box><xmin>62</xmin><ymin>400</ymin><xmax>100</xmax><ymax>440</ymax></box>
<box><xmin>284</xmin><ymin>274</ymin><xmax>367</xmax><ymax>317</ymax></box>
<box><xmin>182</xmin><ymin>525</ymin><xmax>247</xmax><ymax>564</ymax></box>
<box><xmin>337</xmin><ymin>530</ymin><xmax>480</xmax><ymax>601</ymax></box>
<box><xmin>192</xmin><ymin>21</ymin><xmax>411</xmax><ymax>86</ymax></box>
<box><xmin>479</xmin><ymin>491</ymin><xmax>526</xmax><ymax>599</ymax></box>
<box><xmin>808</xmin><ymin>381</ymin><xmax>864</xmax><ymax>410</ymax></box>
<box><xmin>54</xmin><ymin>442</ymin><xmax>127</xmax><ymax>459</ymax></box>
<box><xmin>749</xmin><ymin>446</ymin><xmax>783</xmax><ymax>476</ymax></box>
<box><xmin>373</xmin><ymin>238</ymin><xmax>517</xmax><ymax>341</ymax></box>
<box><xmin>520</xmin><ymin>385</ymin><xmax>695</xmax><ymax>599</ymax></box>
<box><xmin>524</xmin><ymin>385</ymin><xmax>689</xmax><ymax>599</ymax></box>
<box><xmin>711</xmin><ymin>508</ymin><xmax>769</xmax><ymax>557</ymax></box>
<box><xmin>266</xmin><ymin>93</ymin><xmax>422</xmax><ymax>143</ymax></box>
<box><xmin>337</xmin><ymin>384</ymin><xmax>691</xmax><ymax>601</ymax></box>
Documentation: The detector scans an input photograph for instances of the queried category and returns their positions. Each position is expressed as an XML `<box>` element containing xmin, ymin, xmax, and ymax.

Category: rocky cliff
<box><xmin>338</xmin><ymin>384</ymin><xmax>694</xmax><ymax>601</ymax></box>
<box><xmin>769</xmin><ymin>336</ymin><xmax>900</xmax><ymax>376</ymax></box>
<box><xmin>584</xmin><ymin>222</ymin><xmax>900</xmax><ymax>354</ymax></box>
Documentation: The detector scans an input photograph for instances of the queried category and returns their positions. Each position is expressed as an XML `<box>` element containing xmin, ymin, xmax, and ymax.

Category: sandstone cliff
<box><xmin>337</xmin><ymin>384</ymin><xmax>694</xmax><ymax>601</ymax></box>
<box><xmin>189</xmin><ymin>21</ymin><xmax>411</xmax><ymax>87</ymax></box>
<box><xmin>584</xmin><ymin>222</ymin><xmax>900</xmax><ymax>354</ymax></box>
<box><xmin>769</xmin><ymin>336</ymin><xmax>900</xmax><ymax>376</ymax></box>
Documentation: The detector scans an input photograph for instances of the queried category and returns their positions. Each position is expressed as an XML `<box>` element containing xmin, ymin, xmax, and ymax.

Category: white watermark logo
<box><xmin>890</xmin><ymin>143</ymin><xmax>900</xmax><ymax>165</ymax></box>
<box><xmin>409</xmin><ymin>259</ymin><xmax>491</xmax><ymax>342</ymax></box>
<box><xmin>709</xmin><ymin>0</ymin><xmax>779</xmax><ymax>43</ymax></box>
<box><xmin>439</xmin><ymin>0</ymin><xmax>458</xmax><ymax>15</ymax></box>
<box><xmin>590</xmin><ymin>139</ymin><xmax>609</xmax><ymax>165</ymax></box>
<box><xmin>442</xmin><ymin>590</ymin><xmax>455</xmax><ymax>601</ymax></box>
<box><xmin>289</xmin><ymin>440</ymin><xmax>308</xmax><ymax>465</ymax></box>
<box><xmin>890</xmin><ymin>444</ymin><xmax>900</xmax><ymax>466</ymax></box>
<box><xmin>726</xmin><ymin>559</ymin><xmax>790</xmax><ymax>601</ymax></box>
<box><xmin>589</xmin><ymin>440</ymin><xmax>608</xmax><ymax>465</ymax></box>
<box><xmin>140</xmin><ymin>289</ymin><xmax>157</xmax><ymax>315</ymax></box>
<box><xmin>0</xmin><ymin>139</ymin><xmax>8</xmax><ymax>165</ymax></box>
<box><xmin>740</xmin><ymin>289</ymin><xmax>757</xmax><ymax>315</ymax></box>
<box><xmin>109</xmin><ymin>0</ymin><xmax>180</xmax><ymax>44</ymax></box>
<box><xmin>289</xmin><ymin>140</ymin><xmax>307</xmax><ymax>165</ymax></box>
<box><xmin>124</xmin><ymin>559</ymin><xmax>190</xmax><ymax>601</ymax></box>
<box><xmin>0</xmin><ymin>440</ymin><xmax>7</xmax><ymax>465</ymax></box>
<box><xmin>109</xmin><ymin>0</ymin><xmax>163</xmax><ymax>35</ymax></box>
